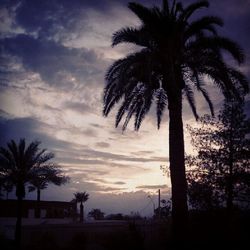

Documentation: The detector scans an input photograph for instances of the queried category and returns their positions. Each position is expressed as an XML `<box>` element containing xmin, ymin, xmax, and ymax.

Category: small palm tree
<box><xmin>0</xmin><ymin>139</ymin><xmax>58</xmax><ymax>246</ymax></box>
<box><xmin>74</xmin><ymin>192</ymin><xmax>89</xmax><ymax>222</ymax></box>
<box><xmin>28</xmin><ymin>166</ymin><xmax>69</xmax><ymax>218</ymax></box>
<box><xmin>103</xmin><ymin>0</ymin><xmax>248</xmax><ymax>237</ymax></box>
<box><xmin>88</xmin><ymin>208</ymin><xmax>105</xmax><ymax>220</ymax></box>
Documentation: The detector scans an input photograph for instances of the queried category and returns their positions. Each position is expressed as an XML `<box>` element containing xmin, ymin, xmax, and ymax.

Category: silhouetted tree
<box><xmin>103</xmin><ymin>0</ymin><xmax>248</xmax><ymax>236</ymax></box>
<box><xmin>0</xmin><ymin>139</ymin><xmax>58</xmax><ymax>247</ymax></box>
<box><xmin>1</xmin><ymin>179</ymin><xmax>13</xmax><ymax>199</ymax></box>
<box><xmin>187</xmin><ymin>99</ymin><xmax>250</xmax><ymax>211</ymax></box>
<box><xmin>88</xmin><ymin>208</ymin><xmax>105</xmax><ymax>220</ymax></box>
<box><xmin>74</xmin><ymin>192</ymin><xmax>89</xmax><ymax>222</ymax></box>
<box><xmin>28</xmin><ymin>166</ymin><xmax>69</xmax><ymax>218</ymax></box>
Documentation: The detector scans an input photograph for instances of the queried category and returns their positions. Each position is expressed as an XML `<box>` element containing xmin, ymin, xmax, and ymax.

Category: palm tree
<box><xmin>74</xmin><ymin>192</ymin><xmax>89</xmax><ymax>222</ymax></box>
<box><xmin>103</xmin><ymin>0</ymin><xmax>248</xmax><ymax>237</ymax></box>
<box><xmin>0</xmin><ymin>139</ymin><xmax>58</xmax><ymax>246</ymax></box>
<box><xmin>28</xmin><ymin>166</ymin><xmax>69</xmax><ymax>218</ymax></box>
<box><xmin>88</xmin><ymin>208</ymin><xmax>105</xmax><ymax>220</ymax></box>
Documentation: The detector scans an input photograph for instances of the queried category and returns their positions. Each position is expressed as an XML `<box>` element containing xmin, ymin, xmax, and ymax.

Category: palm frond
<box><xmin>112</xmin><ymin>27</ymin><xmax>150</xmax><ymax>47</ymax></box>
<box><xmin>134</xmin><ymin>99</ymin><xmax>146</xmax><ymax>131</ymax></box>
<box><xmin>193</xmin><ymin>73</ymin><xmax>214</xmax><ymax>116</ymax></box>
<box><xmin>134</xmin><ymin>88</ymin><xmax>153</xmax><ymax>130</ymax></box>
<box><xmin>180</xmin><ymin>1</ymin><xmax>209</xmax><ymax>21</ymax></box>
<box><xmin>37</xmin><ymin>151</ymin><xmax>55</xmax><ymax>165</ymax></box>
<box><xmin>185</xmin><ymin>16</ymin><xmax>223</xmax><ymax>40</ymax></box>
<box><xmin>122</xmin><ymin>104</ymin><xmax>137</xmax><ymax>131</ymax></box>
<box><xmin>128</xmin><ymin>2</ymin><xmax>154</xmax><ymax>24</ymax></box>
<box><xmin>155</xmin><ymin>87</ymin><xmax>168</xmax><ymax>129</ymax></box>
<box><xmin>0</xmin><ymin>147</ymin><xmax>14</xmax><ymax>169</ymax></box>
<box><xmin>104</xmin><ymin>49</ymin><xmax>154</xmax><ymax>118</ymax></box>
<box><xmin>120</xmin><ymin>83</ymin><xmax>146</xmax><ymax>130</ymax></box>
<box><xmin>184</xmin><ymin>84</ymin><xmax>199</xmax><ymax>120</ymax></box>
<box><xmin>170</xmin><ymin>0</ymin><xmax>176</xmax><ymax>16</ymax></box>
<box><xmin>7</xmin><ymin>140</ymin><xmax>18</xmax><ymax>165</ymax></box>
<box><xmin>103</xmin><ymin>91</ymin><xmax>123</xmax><ymax>117</ymax></box>
<box><xmin>24</xmin><ymin>140</ymin><xmax>40</xmax><ymax>162</ymax></box>
<box><xmin>162</xmin><ymin>0</ymin><xmax>169</xmax><ymax>14</ymax></box>
<box><xmin>193</xmin><ymin>36</ymin><xmax>245</xmax><ymax>64</ymax></box>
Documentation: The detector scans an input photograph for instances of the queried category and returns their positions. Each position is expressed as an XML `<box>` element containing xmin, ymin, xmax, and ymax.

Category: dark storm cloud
<box><xmin>7</xmin><ymin>0</ymin><xmax>111</xmax><ymax>40</ymax></box>
<box><xmin>0</xmin><ymin>116</ymin><xmax>40</xmax><ymax>145</ymax></box>
<box><xmin>11</xmin><ymin>0</ymin><xmax>155</xmax><ymax>35</ymax></box>
<box><xmin>0</xmin><ymin>34</ymin><xmax>102</xmax><ymax>87</ymax></box>
<box><xmin>2</xmin><ymin>0</ymin><xmax>249</xmax><ymax>53</ymax></box>
<box><xmin>0</xmin><ymin>115</ymin><xmax>79</xmax><ymax>153</ymax></box>
<box><xmin>1</xmin><ymin>0</ymin><xmax>249</xmax><ymax>91</ymax></box>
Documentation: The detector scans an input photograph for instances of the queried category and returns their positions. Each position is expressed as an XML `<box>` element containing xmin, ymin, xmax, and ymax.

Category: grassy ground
<box><xmin>1</xmin><ymin>210</ymin><xmax>249</xmax><ymax>250</ymax></box>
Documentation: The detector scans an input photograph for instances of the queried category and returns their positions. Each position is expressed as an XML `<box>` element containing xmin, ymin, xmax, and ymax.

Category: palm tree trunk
<box><xmin>83</xmin><ymin>205</ymin><xmax>85</xmax><ymax>222</ymax></box>
<box><xmin>15</xmin><ymin>182</ymin><xmax>25</xmax><ymax>249</ymax></box>
<box><xmin>80</xmin><ymin>203</ymin><xmax>83</xmax><ymax>222</ymax></box>
<box><xmin>168</xmin><ymin>90</ymin><xmax>188</xmax><ymax>239</ymax></box>
<box><xmin>35</xmin><ymin>189</ymin><xmax>41</xmax><ymax>218</ymax></box>
<box><xmin>15</xmin><ymin>195</ymin><xmax>23</xmax><ymax>248</ymax></box>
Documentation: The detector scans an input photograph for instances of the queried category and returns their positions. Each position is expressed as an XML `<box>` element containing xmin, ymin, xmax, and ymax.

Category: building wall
<box><xmin>0</xmin><ymin>199</ymin><xmax>77</xmax><ymax>218</ymax></box>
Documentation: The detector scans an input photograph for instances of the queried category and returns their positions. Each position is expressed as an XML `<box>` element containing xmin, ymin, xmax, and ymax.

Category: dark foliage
<box><xmin>187</xmin><ymin>99</ymin><xmax>250</xmax><ymax>210</ymax></box>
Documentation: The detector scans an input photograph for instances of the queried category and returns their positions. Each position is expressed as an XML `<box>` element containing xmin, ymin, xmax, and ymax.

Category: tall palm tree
<box><xmin>74</xmin><ymin>192</ymin><xmax>89</xmax><ymax>222</ymax></box>
<box><xmin>0</xmin><ymin>139</ymin><xmax>58</xmax><ymax>246</ymax></box>
<box><xmin>28</xmin><ymin>166</ymin><xmax>69</xmax><ymax>218</ymax></box>
<box><xmin>103</xmin><ymin>0</ymin><xmax>248</xmax><ymax>237</ymax></box>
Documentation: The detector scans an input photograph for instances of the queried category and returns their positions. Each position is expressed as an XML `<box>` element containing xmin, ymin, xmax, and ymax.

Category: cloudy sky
<box><xmin>0</xmin><ymin>0</ymin><xmax>249</xmax><ymax>216</ymax></box>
